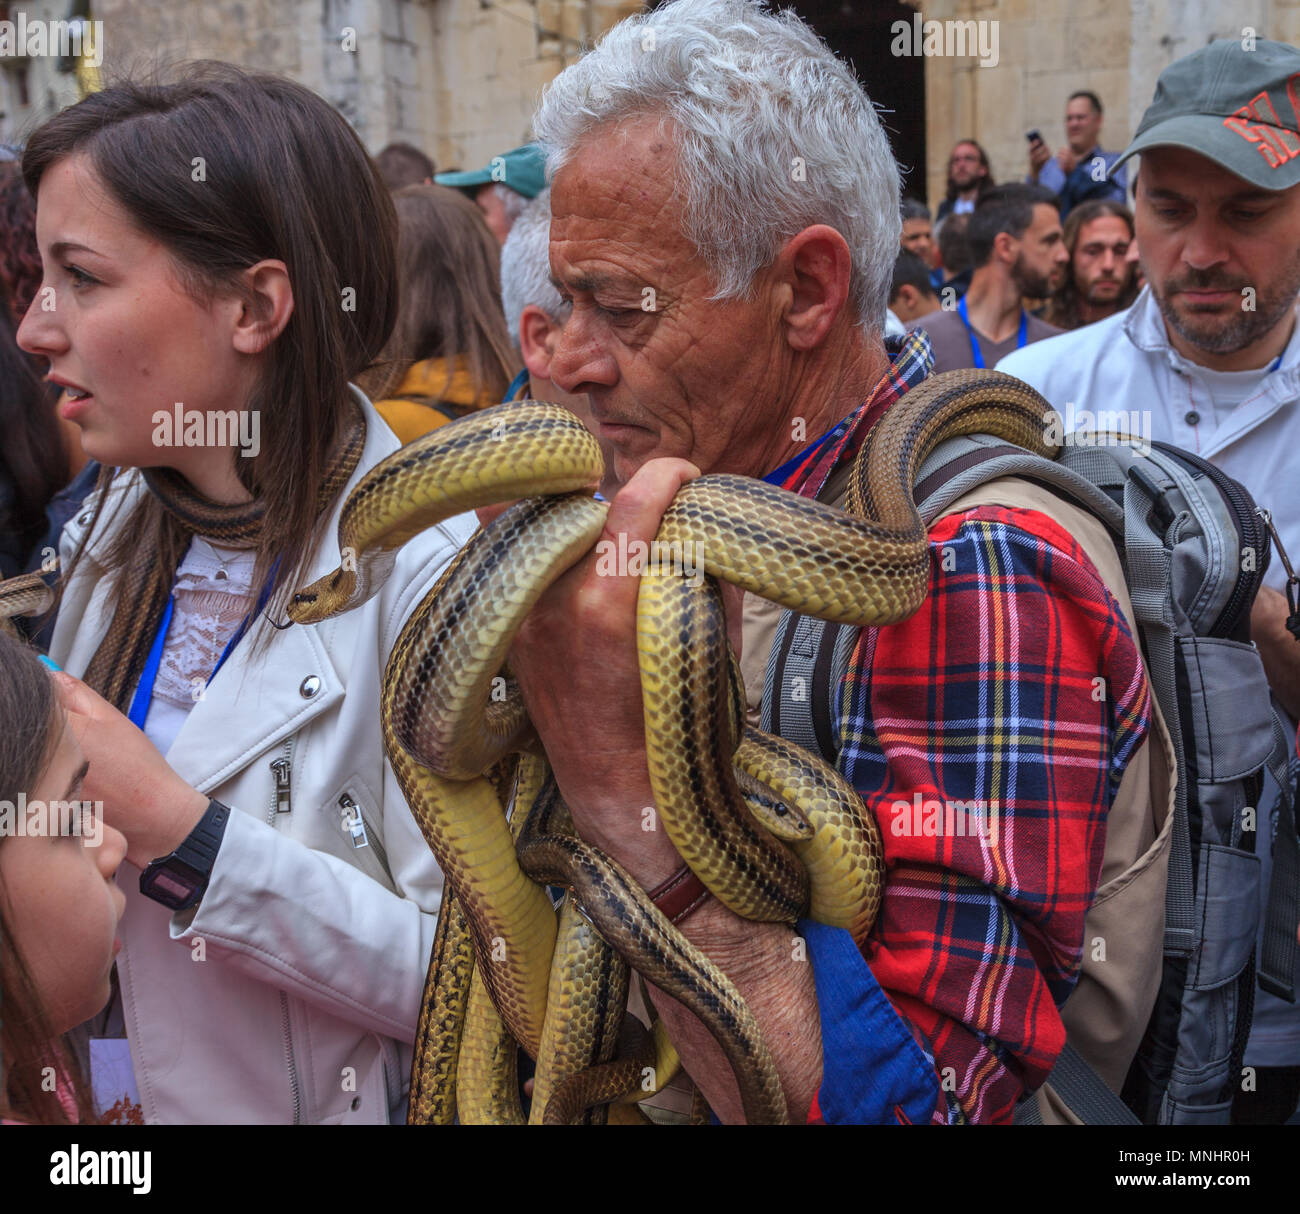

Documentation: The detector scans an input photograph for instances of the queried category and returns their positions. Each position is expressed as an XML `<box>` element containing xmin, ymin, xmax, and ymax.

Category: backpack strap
<box><xmin>1014</xmin><ymin>1043</ymin><xmax>1142</xmax><ymax>1125</ymax></box>
<box><xmin>1259</xmin><ymin>708</ymin><xmax>1299</xmax><ymax>1001</ymax></box>
<box><xmin>762</xmin><ymin>612</ymin><xmax>857</xmax><ymax>764</ymax></box>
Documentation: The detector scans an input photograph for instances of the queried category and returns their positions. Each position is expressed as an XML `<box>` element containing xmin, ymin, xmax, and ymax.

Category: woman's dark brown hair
<box><xmin>21</xmin><ymin>63</ymin><xmax>399</xmax><ymax>634</ymax></box>
<box><xmin>0</xmin><ymin>164</ymin><xmax>66</xmax><ymax>577</ymax></box>
<box><xmin>0</xmin><ymin>629</ymin><xmax>98</xmax><ymax>1124</ymax></box>
<box><xmin>366</xmin><ymin>183</ymin><xmax>517</xmax><ymax>406</ymax></box>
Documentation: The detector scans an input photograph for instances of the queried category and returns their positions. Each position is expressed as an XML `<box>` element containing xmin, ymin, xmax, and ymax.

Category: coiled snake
<box><xmin>0</xmin><ymin>369</ymin><xmax>1058</xmax><ymax>1123</ymax></box>
<box><xmin>279</xmin><ymin>368</ymin><xmax>1059</xmax><ymax>1123</ymax></box>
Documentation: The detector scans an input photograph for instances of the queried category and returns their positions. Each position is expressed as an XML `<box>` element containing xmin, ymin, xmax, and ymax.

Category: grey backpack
<box><xmin>763</xmin><ymin>432</ymin><xmax>1298</xmax><ymax>1125</ymax></box>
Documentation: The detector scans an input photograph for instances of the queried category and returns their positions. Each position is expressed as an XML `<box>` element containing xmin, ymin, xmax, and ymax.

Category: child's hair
<box><xmin>0</xmin><ymin>629</ymin><xmax>98</xmax><ymax>1124</ymax></box>
<box><xmin>21</xmin><ymin>62</ymin><xmax>400</xmax><ymax>644</ymax></box>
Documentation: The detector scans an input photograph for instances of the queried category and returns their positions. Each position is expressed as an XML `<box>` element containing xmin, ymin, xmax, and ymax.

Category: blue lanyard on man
<box><xmin>956</xmin><ymin>296</ymin><xmax>1027</xmax><ymax>370</ymax></box>
<box><xmin>127</xmin><ymin>560</ymin><xmax>280</xmax><ymax>731</ymax></box>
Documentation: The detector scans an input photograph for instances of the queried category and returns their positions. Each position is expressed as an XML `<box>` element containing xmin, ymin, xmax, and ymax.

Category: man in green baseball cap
<box><xmin>435</xmin><ymin>143</ymin><xmax>547</xmax><ymax>244</ymax></box>
<box><xmin>1000</xmin><ymin>37</ymin><xmax>1300</xmax><ymax>1126</ymax></box>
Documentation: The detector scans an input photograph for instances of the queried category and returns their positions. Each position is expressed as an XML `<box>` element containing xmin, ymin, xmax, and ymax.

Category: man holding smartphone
<box><xmin>1028</xmin><ymin>90</ymin><xmax>1127</xmax><ymax>216</ymax></box>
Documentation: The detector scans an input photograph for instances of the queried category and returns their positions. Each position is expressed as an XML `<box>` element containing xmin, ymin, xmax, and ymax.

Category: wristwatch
<box><xmin>139</xmin><ymin>798</ymin><xmax>232</xmax><ymax>911</ymax></box>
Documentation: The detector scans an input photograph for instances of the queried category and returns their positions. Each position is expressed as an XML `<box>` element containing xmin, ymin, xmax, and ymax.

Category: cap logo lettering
<box><xmin>1223</xmin><ymin>78</ymin><xmax>1300</xmax><ymax>168</ymax></box>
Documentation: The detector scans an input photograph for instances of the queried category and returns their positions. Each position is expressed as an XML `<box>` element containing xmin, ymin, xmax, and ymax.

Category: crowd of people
<box><xmin>0</xmin><ymin>0</ymin><xmax>1297</xmax><ymax>1128</ymax></box>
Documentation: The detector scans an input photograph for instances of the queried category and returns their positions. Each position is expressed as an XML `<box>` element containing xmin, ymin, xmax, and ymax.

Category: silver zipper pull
<box><xmin>339</xmin><ymin>794</ymin><xmax>369</xmax><ymax>848</ymax></box>
<box><xmin>271</xmin><ymin>757</ymin><xmax>293</xmax><ymax>813</ymax></box>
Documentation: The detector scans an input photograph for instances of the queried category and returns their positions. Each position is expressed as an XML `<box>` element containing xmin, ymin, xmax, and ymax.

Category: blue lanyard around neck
<box><xmin>127</xmin><ymin>561</ymin><xmax>279</xmax><ymax>731</ymax></box>
<box><xmin>956</xmin><ymin>296</ymin><xmax>1027</xmax><ymax>369</ymax></box>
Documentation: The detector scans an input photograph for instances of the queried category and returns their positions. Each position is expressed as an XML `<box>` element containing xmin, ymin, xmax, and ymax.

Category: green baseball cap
<box><xmin>1113</xmin><ymin>37</ymin><xmax>1300</xmax><ymax>190</ymax></box>
<box><xmin>434</xmin><ymin>143</ymin><xmax>547</xmax><ymax>198</ymax></box>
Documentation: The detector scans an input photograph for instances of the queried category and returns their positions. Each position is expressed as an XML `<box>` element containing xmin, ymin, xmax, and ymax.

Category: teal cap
<box><xmin>435</xmin><ymin>143</ymin><xmax>547</xmax><ymax>199</ymax></box>
<box><xmin>1113</xmin><ymin>38</ymin><xmax>1300</xmax><ymax>190</ymax></box>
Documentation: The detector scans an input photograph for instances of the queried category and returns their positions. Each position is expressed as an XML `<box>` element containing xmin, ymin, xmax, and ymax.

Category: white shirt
<box><xmin>143</xmin><ymin>537</ymin><xmax>256</xmax><ymax>755</ymax></box>
<box><xmin>997</xmin><ymin>286</ymin><xmax>1300</xmax><ymax>593</ymax></box>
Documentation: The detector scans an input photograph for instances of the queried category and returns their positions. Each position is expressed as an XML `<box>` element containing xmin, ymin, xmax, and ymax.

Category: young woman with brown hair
<box><xmin>370</xmin><ymin>183</ymin><xmax>521</xmax><ymax>442</ymax></box>
<box><xmin>14</xmin><ymin>64</ymin><xmax>473</xmax><ymax>1123</ymax></box>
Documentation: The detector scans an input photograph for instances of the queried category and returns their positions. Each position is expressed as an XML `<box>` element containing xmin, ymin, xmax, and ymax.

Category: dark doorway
<box><xmin>785</xmin><ymin>1</ymin><xmax>927</xmax><ymax>201</ymax></box>
<box><xmin>647</xmin><ymin>0</ymin><xmax>927</xmax><ymax>201</ymax></box>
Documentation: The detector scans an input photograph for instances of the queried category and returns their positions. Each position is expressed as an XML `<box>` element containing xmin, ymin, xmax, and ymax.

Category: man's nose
<box><xmin>549</xmin><ymin>310</ymin><xmax>619</xmax><ymax>395</ymax></box>
<box><xmin>1179</xmin><ymin>216</ymin><xmax>1230</xmax><ymax>272</ymax></box>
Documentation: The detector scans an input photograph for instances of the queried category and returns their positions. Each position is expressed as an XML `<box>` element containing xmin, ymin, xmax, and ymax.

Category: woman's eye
<box><xmin>64</xmin><ymin>264</ymin><xmax>97</xmax><ymax>288</ymax></box>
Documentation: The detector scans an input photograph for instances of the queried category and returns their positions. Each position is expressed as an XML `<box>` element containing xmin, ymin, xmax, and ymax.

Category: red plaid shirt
<box><xmin>777</xmin><ymin>333</ymin><xmax>1152</xmax><ymax>1123</ymax></box>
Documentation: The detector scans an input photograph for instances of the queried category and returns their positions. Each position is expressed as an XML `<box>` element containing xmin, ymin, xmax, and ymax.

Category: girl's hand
<box><xmin>51</xmin><ymin>670</ymin><xmax>209</xmax><ymax>870</ymax></box>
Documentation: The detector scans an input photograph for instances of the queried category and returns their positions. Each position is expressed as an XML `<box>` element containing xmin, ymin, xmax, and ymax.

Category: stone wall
<box><xmin>920</xmin><ymin>0</ymin><xmax>1300</xmax><ymax>212</ymax></box>
<box><xmin>0</xmin><ymin>0</ymin><xmax>642</xmax><ymax>164</ymax></box>
<box><xmin>4</xmin><ymin>1</ymin><xmax>1299</xmax><ymax>203</ymax></box>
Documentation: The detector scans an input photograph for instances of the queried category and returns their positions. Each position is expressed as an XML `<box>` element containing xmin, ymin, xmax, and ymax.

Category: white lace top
<box><xmin>142</xmin><ymin>537</ymin><xmax>257</xmax><ymax>756</ymax></box>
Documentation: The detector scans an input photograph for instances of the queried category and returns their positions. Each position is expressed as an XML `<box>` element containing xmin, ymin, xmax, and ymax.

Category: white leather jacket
<box><xmin>51</xmin><ymin>390</ymin><xmax>475</xmax><ymax>1124</ymax></box>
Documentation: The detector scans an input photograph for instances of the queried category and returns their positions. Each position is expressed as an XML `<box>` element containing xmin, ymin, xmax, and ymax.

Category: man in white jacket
<box><xmin>999</xmin><ymin>37</ymin><xmax>1300</xmax><ymax>1123</ymax></box>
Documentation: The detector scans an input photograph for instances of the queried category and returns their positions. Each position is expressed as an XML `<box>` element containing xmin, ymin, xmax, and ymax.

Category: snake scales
<box><xmin>0</xmin><ymin>369</ymin><xmax>1057</xmax><ymax>1123</ymax></box>
<box><xmin>282</xmin><ymin>367</ymin><xmax>1058</xmax><ymax>1123</ymax></box>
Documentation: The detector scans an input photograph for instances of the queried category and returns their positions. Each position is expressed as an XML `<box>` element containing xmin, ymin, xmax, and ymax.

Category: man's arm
<box><xmin>1252</xmin><ymin>584</ymin><xmax>1300</xmax><ymax>719</ymax></box>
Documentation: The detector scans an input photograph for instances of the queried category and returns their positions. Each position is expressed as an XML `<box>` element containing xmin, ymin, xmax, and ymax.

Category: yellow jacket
<box><xmin>374</xmin><ymin>355</ymin><xmax>502</xmax><ymax>444</ymax></box>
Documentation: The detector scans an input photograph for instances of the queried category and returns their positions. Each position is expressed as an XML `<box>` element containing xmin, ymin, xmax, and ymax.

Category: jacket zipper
<box><xmin>339</xmin><ymin>792</ymin><xmax>391</xmax><ymax>879</ymax></box>
<box><xmin>267</xmin><ymin>739</ymin><xmax>302</xmax><ymax>1124</ymax></box>
<box><xmin>1151</xmin><ymin>441</ymin><xmax>1268</xmax><ymax>638</ymax></box>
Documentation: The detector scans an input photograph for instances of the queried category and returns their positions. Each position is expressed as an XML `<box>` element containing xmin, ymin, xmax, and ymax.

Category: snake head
<box><xmin>287</xmin><ymin>567</ymin><xmax>357</xmax><ymax>624</ymax></box>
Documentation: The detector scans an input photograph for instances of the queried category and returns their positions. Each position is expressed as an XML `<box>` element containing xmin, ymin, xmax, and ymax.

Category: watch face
<box><xmin>142</xmin><ymin>859</ymin><xmax>203</xmax><ymax>908</ymax></box>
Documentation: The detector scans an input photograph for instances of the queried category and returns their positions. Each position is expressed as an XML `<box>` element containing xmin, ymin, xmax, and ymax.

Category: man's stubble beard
<box><xmin>1154</xmin><ymin>251</ymin><xmax>1300</xmax><ymax>356</ymax></box>
<box><xmin>1012</xmin><ymin>253</ymin><xmax>1053</xmax><ymax>301</ymax></box>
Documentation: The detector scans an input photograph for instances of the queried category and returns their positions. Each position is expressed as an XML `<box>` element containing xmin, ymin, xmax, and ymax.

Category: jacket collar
<box><xmin>162</xmin><ymin>388</ymin><xmax>398</xmax><ymax>790</ymax></box>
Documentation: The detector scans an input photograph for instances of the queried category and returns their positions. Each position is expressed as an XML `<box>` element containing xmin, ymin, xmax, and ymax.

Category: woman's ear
<box><xmin>231</xmin><ymin>259</ymin><xmax>295</xmax><ymax>355</ymax></box>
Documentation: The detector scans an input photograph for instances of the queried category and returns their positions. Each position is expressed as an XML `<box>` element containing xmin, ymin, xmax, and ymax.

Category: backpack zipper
<box><xmin>1151</xmin><ymin>442</ymin><xmax>1269</xmax><ymax>638</ymax></box>
<box><xmin>267</xmin><ymin>739</ymin><xmax>302</xmax><ymax>1123</ymax></box>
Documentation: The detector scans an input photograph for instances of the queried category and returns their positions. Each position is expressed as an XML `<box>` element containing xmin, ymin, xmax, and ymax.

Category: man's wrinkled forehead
<box><xmin>548</xmin><ymin>120</ymin><xmax>692</xmax><ymax>280</ymax></box>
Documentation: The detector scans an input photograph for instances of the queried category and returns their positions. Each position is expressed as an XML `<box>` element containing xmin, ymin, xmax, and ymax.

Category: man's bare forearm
<box><xmin>644</xmin><ymin>896</ymin><xmax>822</xmax><ymax>1123</ymax></box>
<box><xmin>1253</xmin><ymin>586</ymin><xmax>1300</xmax><ymax>719</ymax></box>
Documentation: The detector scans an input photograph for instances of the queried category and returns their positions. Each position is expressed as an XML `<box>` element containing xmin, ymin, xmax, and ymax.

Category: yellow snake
<box><xmin>287</xmin><ymin>370</ymin><xmax>1058</xmax><ymax>1123</ymax></box>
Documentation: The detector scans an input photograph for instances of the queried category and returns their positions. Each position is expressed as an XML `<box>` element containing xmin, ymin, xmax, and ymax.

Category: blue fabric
<box><xmin>504</xmin><ymin>368</ymin><xmax>530</xmax><ymax>401</ymax></box>
<box><xmin>1033</xmin><ymin>146</ymin><xmax>1127</xmax><ymax>217</ymax></box>
<box><xmin>128</xmin><ymin>594</ymin><xmax>174</xmax><ymax>730</ymax></box>
<box><xmin>801</xmin><ymin>919</ymin><xmax>940</xmax><ymax>1124</ymax></box>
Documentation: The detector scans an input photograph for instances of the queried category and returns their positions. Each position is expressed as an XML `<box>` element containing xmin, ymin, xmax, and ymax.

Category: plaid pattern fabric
<box><xmin>776</xmin><ymin>333</ymin><xmax>1152</xmax><ymax>1124</ymax></box>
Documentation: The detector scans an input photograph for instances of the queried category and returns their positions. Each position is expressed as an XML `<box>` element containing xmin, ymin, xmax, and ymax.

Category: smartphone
<box><xmin>1026</xmin><ymin>129</ymin><xmax>1043</xmax><ymax>144</ymax></box>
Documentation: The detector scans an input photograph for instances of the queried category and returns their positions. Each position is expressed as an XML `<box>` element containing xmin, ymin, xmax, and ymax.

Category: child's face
<box><xmin>0</xmin><ymin>711</ymin><xmax>127</xmax><ymax>1033</ymax></box>
<box><xmin>16</xmin><ymin>152</ymin><xmax>259</xmax><ymax>480</ymax></box>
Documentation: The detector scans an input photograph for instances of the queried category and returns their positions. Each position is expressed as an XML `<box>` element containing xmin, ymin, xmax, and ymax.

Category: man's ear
<box><xmin>231</xmin><ymin>259</ymin><xmax>294</xmax><ymax>355</ymax></box>
<box><xmin>774</xmin><ymin>224</ymin><xmax>853</xmax><ymax>351</ymax></box>
<box><xmin>519</xmin><ymin>304</ymin><xmax>556</xmax><ymax>380</ymax></box>
<box><xmin>991</xmin><ymin>229</ymin><xmax>1018</xmax><ymax>267</ymax></box>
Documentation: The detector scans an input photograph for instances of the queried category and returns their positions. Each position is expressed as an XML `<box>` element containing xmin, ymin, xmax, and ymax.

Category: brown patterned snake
<box><xmin>280</xmin><ymin>369</ymin><xmax>1058</xmax><ymax>1124</ymax></box>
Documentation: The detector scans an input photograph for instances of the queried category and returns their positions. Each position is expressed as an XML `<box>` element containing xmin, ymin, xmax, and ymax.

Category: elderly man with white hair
<box><xmin>498</xmin><ymin>0</ymin><xmax>1153</xmax><ymax>1124</ymax></box>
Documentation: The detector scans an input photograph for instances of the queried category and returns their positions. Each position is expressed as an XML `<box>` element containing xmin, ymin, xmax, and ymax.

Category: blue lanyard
<box><xmin>505</xmin><ymin>368</ymin><xmax>530</xmax><ymax>401</ymax></box>
<box><xmin>763</xmin><ymin>422</ymin><xmax>842</xmax><ymax>486</ymax></box>
<box><xmin>956</xmin><ymin>297</ymin><xmax>1027</xmax><ymax>369</ymax></box>
<box><xmin>127</xmin><ymin>561</ymin><xmax>279</xmax><ymax>731</ymax></box>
